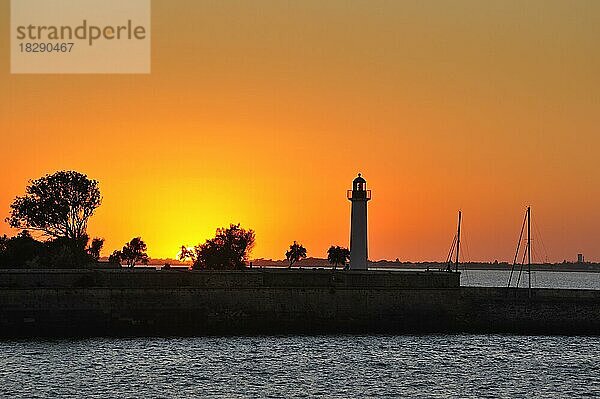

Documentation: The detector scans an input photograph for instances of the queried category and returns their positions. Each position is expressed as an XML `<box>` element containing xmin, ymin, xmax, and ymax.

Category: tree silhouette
<box><xmin>45</xmin><ymin>235</ymin><xmax>92</xmax><ymax>268</ymax></box>
<box><xmin>112</xmin><ymin>237</ymin><xmax>149</xmax><ymax>268</ymax></box>
<box><xmin>285</xmin><ymin>241</ymin><xmax>307</xmax><ymax>268</ymax></box>
<box><xmin>0</xmin><ymin>231</ymin><xmax>103</xmax><ymax>269</ymax></box>
<box><xmin>87</xmin><ymin>238</ymin><xmax>104</xmax><ymax>261</ymax></box>
<box><xmin>0</xmin><ymin>231</ymin><xmax>45</xmax><ymax>269</ymax></box>
<box><xmin>191</xmin><ymin>224</ymin><xmax>255</xmax><ymax>270</ymax></box>
<box><xmin>7</xmin><ymin>171</ymin><xmax>101</xmax><ymax>241</ymax></box>
<box><xmin>327</xmin><ymin>245</ymin><xmax>350</xmax><ymax>269</ymax></box>
<box><xmin>108</xmin><ymin>250</ymin><xmax>122</xmax><ymax>266</ymax></box>
<box><xmin>178</xmin><ymin>245</ymin><xmax>195</xmax><ymax>263</ymax></box>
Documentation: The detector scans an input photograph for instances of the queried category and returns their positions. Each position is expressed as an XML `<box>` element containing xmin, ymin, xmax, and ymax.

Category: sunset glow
<box><xmin>1</xmin><ymin>1</ymin><xmax>599</xmax><ymax>262</ymax></box>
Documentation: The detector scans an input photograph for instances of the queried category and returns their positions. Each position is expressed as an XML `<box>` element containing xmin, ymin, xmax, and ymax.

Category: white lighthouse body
<box><xmin>347</xmin><ymin>173</ymin><xmax>371</xmax><ymax>270</ymax></box>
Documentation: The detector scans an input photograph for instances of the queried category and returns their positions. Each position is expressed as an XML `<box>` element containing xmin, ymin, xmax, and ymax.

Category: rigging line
<box><xmin>532</xmin><ymin>237</ymin><xmax>543</xmax><ymax>265</ymax></box>
<box><xmin>448</xmin><ymin>234</ymin><xmax>457</xmax><ymax>272</ymax></box>
<box><xmin>509</xmin><ymin>210</ymin><xmax>528</xmax><ymax>288</ymax></box>
<box><xmin>446</xmin><ymin>234</ymin><xmax>457</xmax><ymax>265</ymax></box>
<box><xmin>533</xmin><ymin>219</ymin><xmax>550</xmax><ymax>263</ymax></box>
<box><xmin>517</xmin><ymin>240</ymin><xmax>529</xmax><ymax>288</ymax></box>
<box><xmin>458</xmin><ymin>230</ymin><xmax>467</xmax><ymax>272</ymax></box>
<box><xmin>461</xmin><ymin>230</ymin><xmax>471</xmax><ymax>262</ymax></box>
<box><xmin>441</xmin><ymin>234</ymin><xmax>457</xmax><ymax>271</ymax></box>
<box><xmin>534</xmin><ymin>250</ymin><xmax>542</xmax><ymax>270</ymax></box>
<box><xmin>460</xmin><ymin>229</ymin><xmax>467</xmax><ymax>259</ymax></box>
<box><xmin>461</xmin><ymin>231</ymin><xmax>471</xmax><ymax>283</ymax></box>
<box><xmin>465</xmin><ymin>233</ymin><xmax>472</xmax><ymax>263</ymax></box>
<box><xmin>529</xmin><ymin>221</ymin><xmax>541</xmax><ymax>264</ymax></box>
<box><xmin>514</xmin><ymin>211</ymin><xmax>527</xmax><ymax>265</ymax></box>
<box><xmin>529</xmin><ymin>234</ymin><xmax>537</xmax><ymax>262</ymax></box>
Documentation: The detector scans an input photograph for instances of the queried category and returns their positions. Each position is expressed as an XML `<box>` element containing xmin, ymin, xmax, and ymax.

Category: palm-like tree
<box><xmin>285</xmin><ymin>241</ymin><xmax>307</xmax><ymax>268</ymax></box>
<box><xmin>327</xmin><ymin>246</ymin><xmax>350</xmax><ymax>270</ymax></box>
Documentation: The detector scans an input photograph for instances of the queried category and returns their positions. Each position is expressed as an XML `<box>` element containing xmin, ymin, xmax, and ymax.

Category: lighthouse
<box><xmin>347</xmin><ymin>173</ymin><xmax>371</xmax><ymax>270</ymax></box>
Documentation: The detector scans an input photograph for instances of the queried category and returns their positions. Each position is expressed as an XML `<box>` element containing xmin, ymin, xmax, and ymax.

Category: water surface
<box><xmin>1</xmin><ymin>335</ymin><xmax>599</xmax><ymax>398</ymax></box>
<box><xmin>459</xmin><ymin>269</ymin><xmax>600</xmax><ymax>290</ymax></box>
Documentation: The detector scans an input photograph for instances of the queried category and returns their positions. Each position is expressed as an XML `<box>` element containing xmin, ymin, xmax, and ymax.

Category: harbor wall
<box><xmin>459</xmin><ymin>286</ymin><xmax>600</xmax><ymax>334</ymax></box>
<box><xmin>0</xmin><ymin>269</ymin><xmax>598</xmax><ymax>336</ymax></box>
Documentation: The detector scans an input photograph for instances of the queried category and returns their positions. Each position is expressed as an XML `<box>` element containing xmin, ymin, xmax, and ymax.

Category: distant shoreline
<box><xmin>370</xmin><ymin>263</ymin><xmax>600</xmax><ymax>273</ymax></box>
<box><xmin>254</xmin><ymin>258</ymin><xmax>600</xmax><ymax>273</ymax></box>
<box><xmin>118</xmin><ymin>257</ymin><xmax>600</xmax><ymax>273</ymax></box>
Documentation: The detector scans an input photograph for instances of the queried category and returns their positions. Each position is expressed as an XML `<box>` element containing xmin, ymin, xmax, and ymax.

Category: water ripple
<box><xmin>1</xmin><ymin>335</ymin><xmax>599</xmax><ymax>398</ymax></box>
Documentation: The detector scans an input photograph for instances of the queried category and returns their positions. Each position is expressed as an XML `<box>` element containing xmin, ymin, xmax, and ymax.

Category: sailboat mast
<box><xmin>527</xmin><ymin>206</ymin><xmax>532</xmax><ymax>297</ymax></box>
<box><xmin>455</xmin><ymin>210</ymin><xmax>461</xmax><ymax>273</ymax></box>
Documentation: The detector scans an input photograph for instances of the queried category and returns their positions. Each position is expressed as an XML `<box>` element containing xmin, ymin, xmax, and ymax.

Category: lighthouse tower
<box><xmin>347</xmin><ymin>173</ymin><xmax>371</xmax><ymax>270</ymax></box>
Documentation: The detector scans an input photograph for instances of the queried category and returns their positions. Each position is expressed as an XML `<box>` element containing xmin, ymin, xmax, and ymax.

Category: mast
<box><xmin>527</xmin><ymin>206</ymin><xmax>531</xmax><ymax>298</ymax></box>
<box><xmin>507</xmin><ymin>205</ymin><xmax>535</xmax><ymax>296</ymax></box>
<box><xmin>455</xmin><ymin>210</ymin><xmax>461</xmax><ymax>273</ymax></box>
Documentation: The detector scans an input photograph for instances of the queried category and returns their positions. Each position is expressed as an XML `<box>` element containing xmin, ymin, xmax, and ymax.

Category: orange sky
<box><xmin>1</xmin><ymin>1</ymin><xmax>599</xmax><ymax>262</ymax></box>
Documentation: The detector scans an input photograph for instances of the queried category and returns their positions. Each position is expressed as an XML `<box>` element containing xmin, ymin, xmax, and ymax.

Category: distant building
<box><xmin>577</xmin><ymin>254</ymin><xmax>584</xmax><ymax>263</ymax></box>
<box><xmin>348</xmin><ymin>173</ymin><xmax>371</xmax><ymax>270</ymax></box>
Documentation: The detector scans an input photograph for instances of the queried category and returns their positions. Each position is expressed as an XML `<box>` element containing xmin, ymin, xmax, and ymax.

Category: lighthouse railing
<box><xmin>347</xmin><ymin>190</ymin><xmax>371</xmax><ymax>200</ymax></box>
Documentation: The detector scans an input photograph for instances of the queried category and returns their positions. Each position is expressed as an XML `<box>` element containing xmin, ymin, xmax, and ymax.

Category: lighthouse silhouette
<box><xmin>347</xmin><ymin>173</ymin><xmax>371</xmax><ymax>270</ymax></box>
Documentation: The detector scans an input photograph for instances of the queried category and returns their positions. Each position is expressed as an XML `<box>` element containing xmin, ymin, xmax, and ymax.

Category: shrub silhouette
<box><xmin>0</xmin><ymin>231</ymin><xmax>104</xmax><ymax>269</ymax></box>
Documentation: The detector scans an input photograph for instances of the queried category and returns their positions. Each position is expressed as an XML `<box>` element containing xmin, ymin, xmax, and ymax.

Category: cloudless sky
<box><xmin>1</xmin><ymin>1</ymin><xmax>599</xmax><ymax>262</ymax></box>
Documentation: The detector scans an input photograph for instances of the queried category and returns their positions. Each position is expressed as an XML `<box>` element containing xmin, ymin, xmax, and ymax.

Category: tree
<box><xmin>117</xmin><ymin>237</ymin><xmax>149</xmax><ymax>268</ymax></box>
<box><xmin>191</xmin><ymin>224</ymin><xmax>255</xmax><ymax>270</ymax></box>
<box><xmin>0</xmin><ymin>231</ymin><xmax>101</xmax><ymax>269</ymax></box>
<box><xmin>0</xmin><ymin>231</ymin><xmax>45</xmax><ymax>269</ymax></box>
<box><xmin>327</xmin><ymin>246</ymin><xmax>350</xmax><ymax>270</ymax></box>
<box><xmin>285</xmin><ymin>241</ymin><xmax>307</xmax><ymax>268</ymax></box>
<box><xmin>0</xmin><ymin>235</ymin><xmax>7</xmax><ymax>254</ymax></box>
<box><xmin>178</xmin><ymin>245</ymin><xmax>196</xmax><ymax>263</ymax></box>
<box><xmin>108</xmin><ymin>250</ymin><xmax>122</xmax><ymax>265</ymax></box>
<box><xmin>7</xmin><ymin>171</ymin><xmax>101</xmax><ymax>241</ymax></box>
<box><xmin>45</xmin><ymin>235</ymin><xmax>91</xmax><ymax>269</ymax></box>
<box><xmin>87</xmin><ymin>238</ymin><xmax>104</xmax><ymax>261</ymax></box>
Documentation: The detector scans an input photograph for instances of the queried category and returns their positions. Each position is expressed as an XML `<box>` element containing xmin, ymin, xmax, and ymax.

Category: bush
<box><xmin>0</xmin><ymin>232</ymin><xmax>103</xmax><ymax>269</ymax></box>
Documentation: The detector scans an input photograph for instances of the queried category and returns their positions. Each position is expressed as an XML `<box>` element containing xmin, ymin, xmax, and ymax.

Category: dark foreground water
<box><xmin>1</xmin><ymin>335</ymin><xmax>599</xmax><ymax>398</ymax></box>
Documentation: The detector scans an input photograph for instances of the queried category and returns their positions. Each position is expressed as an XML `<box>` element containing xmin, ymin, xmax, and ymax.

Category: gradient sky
<box><xmin>1</xmin><ymin>0</ymin><xmax>599</xmax><ymax>262</ymax></box>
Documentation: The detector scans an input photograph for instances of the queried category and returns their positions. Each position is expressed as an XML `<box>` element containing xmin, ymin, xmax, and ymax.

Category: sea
<box><xmin>460</xmin><ymin>268</ymin><xmax>600</xmax><ymax>290</ymax></box>
<box><xmin>1</xmin><ymin>270</ymin><xmax>599</xmax><ymax>398</ymax></box>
